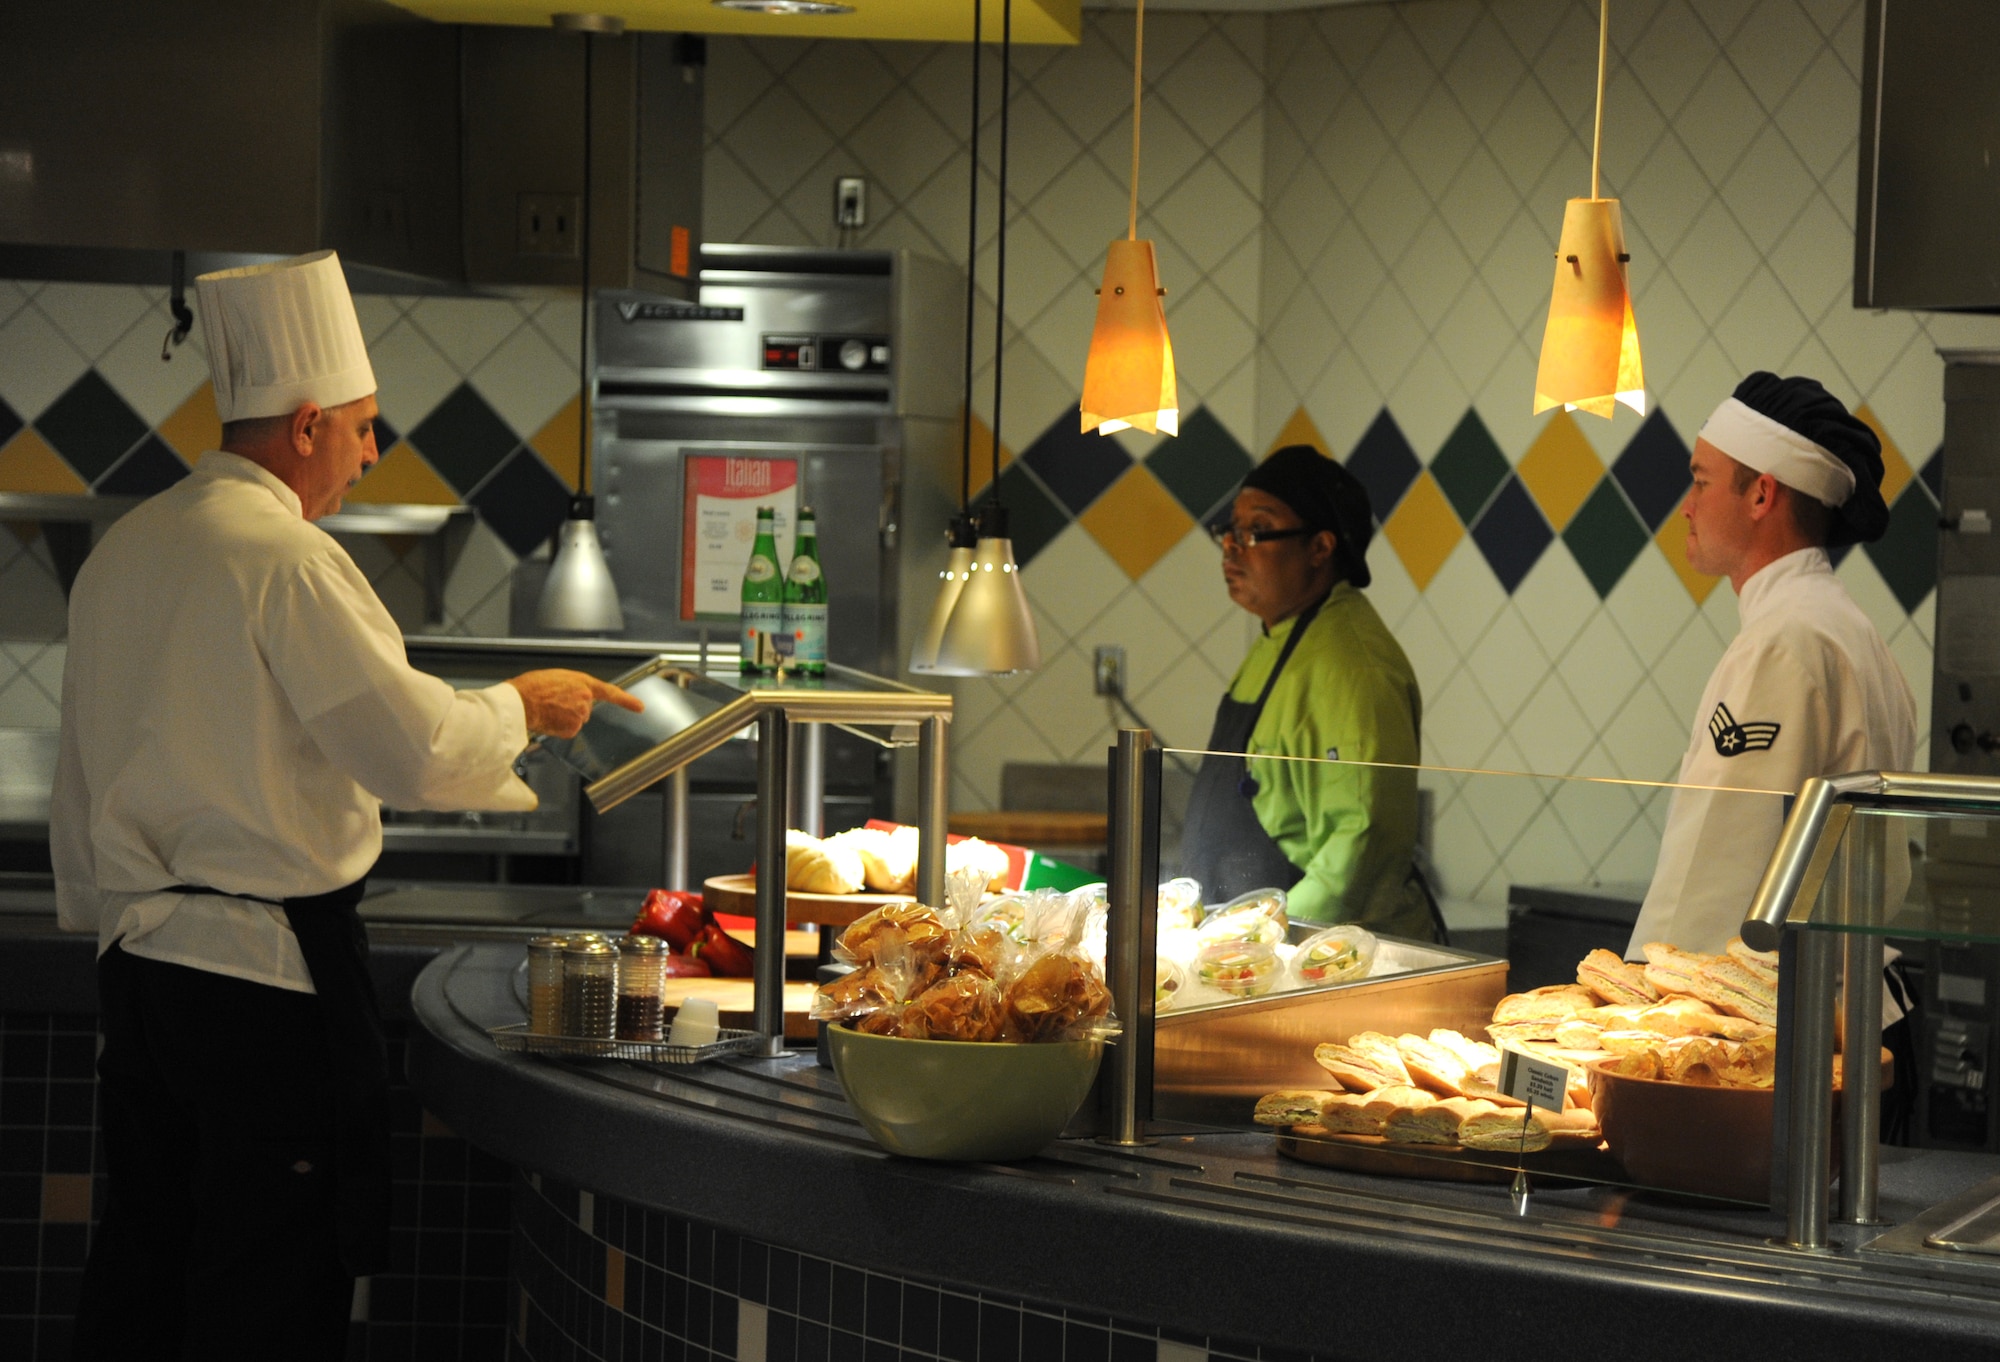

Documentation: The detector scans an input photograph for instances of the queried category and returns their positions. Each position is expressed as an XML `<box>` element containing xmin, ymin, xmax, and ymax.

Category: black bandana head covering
<box><xmin>1235</xmin><ymin>445</ymin><xmax>1374</xmax><ymax>588</ymax></box>
<box><xmin>1730</xmin><ymin>371</ymin><xmax>1888</xmax><ymax>547</ymax></box>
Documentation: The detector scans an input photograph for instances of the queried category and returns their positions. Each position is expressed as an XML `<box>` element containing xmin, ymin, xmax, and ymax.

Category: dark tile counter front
<box><xmin>0</xmin><ymin>917</ymin><xmax>515</xmax><ymax>1362</ymax></box>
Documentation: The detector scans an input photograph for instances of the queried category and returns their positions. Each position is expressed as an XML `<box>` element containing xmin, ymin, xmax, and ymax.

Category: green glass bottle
<box><xmin>782</xmin><ymin>506</ymin><xmax>828</xmax><ymax>676</ymax></box>
<box><xmin>739</xmin><ymin>506</ymin><xmax>784</xmax><ymax>675</ymax></box>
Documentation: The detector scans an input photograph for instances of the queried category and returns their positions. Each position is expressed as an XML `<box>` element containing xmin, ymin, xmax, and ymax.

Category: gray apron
<box><xmin>1179</xmin><ymin>595</ymin><xmax>1325</xmax><ymax>902</ymax></box>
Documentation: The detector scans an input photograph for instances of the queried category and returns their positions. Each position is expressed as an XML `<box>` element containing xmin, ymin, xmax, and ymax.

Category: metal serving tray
<box><xmin>1150</xmin><ymin>937</ymin><xmax>1509</xmax><ymax>1128</ymax></box>
<box><xmin>487</xmin><ymin>1023</ymin><xmax>758</xmax><ymax>1066</ymax></box>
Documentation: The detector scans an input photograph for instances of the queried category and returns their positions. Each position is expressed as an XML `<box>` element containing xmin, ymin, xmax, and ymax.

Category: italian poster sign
<box><xmin>680</xmin><ymin>454</ymin><xmax>799</xmax><ymax>620</ymax></box>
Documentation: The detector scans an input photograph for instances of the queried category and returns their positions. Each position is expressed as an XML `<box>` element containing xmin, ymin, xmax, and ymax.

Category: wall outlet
<box><xmin>517</xmin><ymin>192</ymin><xmax>580</xmax><ymax>257</ymax></box>
<box><xmin>835</xmin><ymin>176</ymin><xmax>867</xmax><ymax>228</ymax></box>
<box><xmin>1093</xmin><ymin>644</ymin><xmax>1126</xmax><ymax>697</ymax></box>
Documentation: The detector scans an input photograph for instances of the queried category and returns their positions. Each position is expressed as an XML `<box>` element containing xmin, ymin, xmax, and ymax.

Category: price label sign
<box><xmin>1498</xmin><ymin>1046</ymin><xmax>1568</xmax><ymax>1112</ymax></box>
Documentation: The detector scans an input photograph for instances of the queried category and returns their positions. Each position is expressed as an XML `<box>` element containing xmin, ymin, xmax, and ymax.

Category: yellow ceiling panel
<box><xmin>389</xmin><ymin>0</ymin><xmax>1081</xmax><ymax>45</ymax></box>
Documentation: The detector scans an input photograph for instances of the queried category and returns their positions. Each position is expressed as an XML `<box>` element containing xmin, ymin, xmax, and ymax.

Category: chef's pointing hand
<box><xmin>505</xmin><ymin>669</ymin><xmax>645</xmax><ymax>738</ymax></box>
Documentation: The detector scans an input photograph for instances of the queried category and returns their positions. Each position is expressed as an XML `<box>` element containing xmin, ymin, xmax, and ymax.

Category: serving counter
<box><xmin>410</xmin><ymin>939</ymin><xmax>2000</xmax><ymax>1362</ymax></box>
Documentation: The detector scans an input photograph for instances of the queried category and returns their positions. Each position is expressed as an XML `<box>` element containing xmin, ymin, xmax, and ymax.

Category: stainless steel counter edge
<box><xmin>407</xmin><ymin>943</ymin><xmax>2000</xmax><ymax>1362</ymax></box>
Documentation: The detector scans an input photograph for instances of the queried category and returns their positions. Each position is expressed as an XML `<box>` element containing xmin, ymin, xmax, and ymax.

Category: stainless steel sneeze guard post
<box><xmin>755</xmin><ymin>710</ymin><xmax>789</xmax><ymax>1058</ymax></box>
<box><xmin>1741</xmin><ymin>769</ymin><xmax>2000</xmax><ymax>1249</ymax></box>
<box><xmin>1100</xmin><ymin>728</ymin><xmax>1160</xmax><ymax>1147</ymax></box>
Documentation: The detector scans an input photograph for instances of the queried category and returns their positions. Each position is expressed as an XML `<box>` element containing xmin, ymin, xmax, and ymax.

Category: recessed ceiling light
<box><xmin>713</xmin><ymin>0</ymin><xmax>853</xmax><ymax>13</ymax></box>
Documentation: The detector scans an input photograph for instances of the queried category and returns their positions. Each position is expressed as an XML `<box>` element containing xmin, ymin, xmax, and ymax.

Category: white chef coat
<box><xmin>1627</xmin><ymin>547</ymin><xmax>1917</xmax><ymax>956</ymax></box>
<box><xmin>50</xmin><ymin>452</ymin><xmax>534</xmax><ymax>992</ymax></box>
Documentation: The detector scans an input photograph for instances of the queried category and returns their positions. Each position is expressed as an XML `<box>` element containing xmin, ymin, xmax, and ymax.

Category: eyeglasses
<box><xmin>1209</xmin><ymin>522</ymin><xmax>1313</xmax><ymax>551</ymax></box>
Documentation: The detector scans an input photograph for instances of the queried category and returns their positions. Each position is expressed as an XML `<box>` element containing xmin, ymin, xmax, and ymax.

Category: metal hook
<box><xmin>161</xmin><ymin>250</ymin><xmax>194</xmax><ymax>362</ymax></box>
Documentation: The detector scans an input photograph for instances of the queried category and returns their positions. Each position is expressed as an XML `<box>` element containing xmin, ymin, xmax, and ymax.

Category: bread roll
<box><xmin>829</xmin><ymin>825</ymin><xmax>918</xmax><ymax>894</ymax></box>
<box><xmin>786</xmin><ymin>829</ymin><xmax>864</xmax><ymax>894</ymax></box>
<box><xmin>946</xmin><ymin>837</ymin><xmax>1011</xmax><ymax>891</ymax></box>
<box><xmin>1493</xmin><ymin>985</ymin><xmax>1597</xmax><ymax>1024</ymax></box>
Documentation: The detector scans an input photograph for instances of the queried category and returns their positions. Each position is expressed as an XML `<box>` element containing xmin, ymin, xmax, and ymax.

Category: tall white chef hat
<box><xmin>194</xmin><ymin>250</ymin><xmax>376</xmax><ymax>424</ymax></box>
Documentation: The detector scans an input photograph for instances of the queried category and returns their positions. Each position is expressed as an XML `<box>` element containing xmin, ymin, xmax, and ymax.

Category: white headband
<box><xmin>1698</xmin><ymin>396</ymin><xmax>1855</xmax><ymax>508</ymax></box>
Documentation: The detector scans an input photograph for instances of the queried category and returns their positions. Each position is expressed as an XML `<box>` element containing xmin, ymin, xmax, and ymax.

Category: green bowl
<box><xmin>828</xmin><ymin>1025</ymin><xmax>1105</xmax><ymax>1162</ymax></box>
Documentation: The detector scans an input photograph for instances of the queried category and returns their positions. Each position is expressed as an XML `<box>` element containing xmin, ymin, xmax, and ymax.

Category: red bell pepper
<box><xmin>631</xmin><ymin>889</ymin><xmax>707</xmax><ymax>951</ymax></box>
<box><xmin>660</xmin><ymin>952</ymin><xmax>711</xmax><ymax>978</ymax></box>
<box><xmin>689</xmin><ymin>920</ymin><xmax>755</xmax><ymax>977</ymax></box>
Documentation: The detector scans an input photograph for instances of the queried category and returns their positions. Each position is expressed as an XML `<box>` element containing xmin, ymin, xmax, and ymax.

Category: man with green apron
<box><xmin>51</xmin><ymin>250</ymin><xmax>640</xmax><ymax>1360</ymax></box>
<box><xmin>1179</xmin><ymin>446</ymin><xmax>1436</xmax><ymax>939</ymax></box>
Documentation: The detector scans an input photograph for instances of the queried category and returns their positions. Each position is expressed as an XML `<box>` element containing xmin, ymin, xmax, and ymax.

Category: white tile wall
<box><xmin>2</xmin><ymin>0</ymin><xmax>1982</xmax><ymax>912</ymax></box>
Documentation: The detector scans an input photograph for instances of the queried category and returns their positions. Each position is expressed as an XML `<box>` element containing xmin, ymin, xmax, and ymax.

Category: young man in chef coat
<box><xmin>1625</xmin><ymin>372</ymin><xmax>1918</xmax><ymax>957</ymax></box>
<box><xmin>51</xmin><ymin>250</ymin><xmax>640</xmax><ymax>1360</ymax></box>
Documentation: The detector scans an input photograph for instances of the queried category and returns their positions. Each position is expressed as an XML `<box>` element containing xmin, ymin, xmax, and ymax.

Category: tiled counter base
<box><xmin>508</xmin><ymin>1169</ymin><xmax>1269</xmax><ymax>1362</ymax></box>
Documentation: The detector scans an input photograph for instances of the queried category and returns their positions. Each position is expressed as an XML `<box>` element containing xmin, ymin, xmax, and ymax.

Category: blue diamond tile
<box><xmin>1865</xmin><ymin>484</ymin><xmax>1939</xmax><ymax>612</ymax></box>
<box><xmin>991</xmin><ymin>463</ymin><xmax>1070</xmax><ymax>568</ymax></box>
<box><xmin>1344</xmin><ymin>409</ymin><xmax>1420</xmax><ymax>521</ymax></box>
<box><xmin>1920</xmin><ymin>446</ymin><xmax>1942</xmax><ymax>505</ymax></box>
<box><xmin>1610</xmin><ymin>409</ymin><xmax>1690</xmax><ymax>530</ymax></box>
<box><xmin>1018</xmin><ymin>403</ymin><xmax>1132</xmax><ymax>516</ymax></box>
<box><xmin>1146</xmin><ymin>407</ymin><xmax>1251</xmax><ymax>523</ymax></box>
<box><xmin>411</xmin><ymin>383</ymin><xmax>520</xmax><ymax>496</ymax></box>
<box><xmin>95</xmin><ymin>435</ymin><xmax>189</xmax><ymax>496</ymax></box>
<box><xmin>0</xmin><ymin>394</ymin><xmax>21</xmax><ymax>450</ymax></box>
<box><xmin>468</xmin><ymin>447</ymin><xmax>566</xmax><ymax>556</ymax></box>
<box><xmin>1469</xmin><ymin>475</ymin><xmax>1552</xmax><ymax>594</ymax></box>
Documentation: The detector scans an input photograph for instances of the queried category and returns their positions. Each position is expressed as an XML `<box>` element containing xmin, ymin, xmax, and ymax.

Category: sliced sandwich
<box><xmin>1395</xmin><ymin>1033</ymin><xmax>1471</xmax><ymax>1096</ymax></box>
<box><xmin>1384</xmin><ymin>1096</ymin><xmax>1498</xmax><ymax>1146</ymax></box>
<box><xmin>1577</xmin><ymin>948</ymin><xmax>1660</xmax><ymax>1006</ymax></box>
<box><xmin>1313</xmin><ymin>1032</ymin><xmax>1413</xmax><ymax>1091</ymax></box>
<box><xmin>1253</xmin><ymin>1089</ymin><xmax>1342</xmax><ymax>1127</ymax></box>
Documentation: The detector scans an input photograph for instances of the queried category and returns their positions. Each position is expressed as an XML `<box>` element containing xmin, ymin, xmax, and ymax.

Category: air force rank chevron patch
<box><xmin>1709</xmin><ymin>702</ymin><xmax>1780</xmax><ymax>758</ymax></box>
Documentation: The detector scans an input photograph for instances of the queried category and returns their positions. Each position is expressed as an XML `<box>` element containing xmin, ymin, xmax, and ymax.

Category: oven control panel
<box><xmin>761</xmin><ymin>334</ymin><xmax>891</xmax><ymax>373</ymax></box>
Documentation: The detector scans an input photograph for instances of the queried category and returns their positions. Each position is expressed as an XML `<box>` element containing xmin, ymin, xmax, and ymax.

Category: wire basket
<box><xmin>487</xmin><ymin>1023</ymin><xmax>759</xmax><ymax>1066</ymax></box>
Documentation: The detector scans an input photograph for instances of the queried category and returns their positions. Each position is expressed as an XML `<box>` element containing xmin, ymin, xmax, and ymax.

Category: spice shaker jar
<box><xmin>526</xmin><ymin>934</ymin><xmax>569</xmax><ymax>1035</ymax></box>
<box><xmin>615</xmin><ymin>934</ymin><xmax>669</xmax><ymax>1042</ymax></box>
<box><xmin>561</xmin><ymin>936</ymin><xmax>618</xmax><ymax>1040</ymax></box>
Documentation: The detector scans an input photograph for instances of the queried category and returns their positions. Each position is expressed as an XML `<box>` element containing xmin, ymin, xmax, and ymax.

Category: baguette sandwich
<box><xmin>1577</xmin><ymin>948</ymin><xmax>1659</xmax><ymax>1006</ymax></box>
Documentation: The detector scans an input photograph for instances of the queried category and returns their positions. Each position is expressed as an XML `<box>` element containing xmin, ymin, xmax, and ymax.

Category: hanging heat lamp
<box><xmin>932</xmin><ymin>0</ymin><xmax>1041</xmax><ymax>677</ymax></box>
<box><xmin>1080</xmin><ymin>0</ymin><xmax>1177</xmax><ymax>438</ymax></box>
<box><xmin>910</xmin><ymin>0</ymin><xmax>989</xmax><ymax>675</ymax></box>
<box><xmin>1532</xmin><ymin>0</ymin><xmax>1644</xmax><ymax>421</ymax></box>
<box><xmin>538</xmin><ymin>13</ymin><xmax>627</xmax><ymax>634</ymax></box>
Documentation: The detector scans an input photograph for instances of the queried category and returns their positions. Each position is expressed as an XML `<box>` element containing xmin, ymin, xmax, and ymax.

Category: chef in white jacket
<box><xmin>52</xmin><ymin>250</ymin><xmax>639</xmax><ymax>1361</ymax></box>
<box><xmin>1626</xmin><ymin>372</ymin><xmax>1917</xmax><ymax>957</ymax></box>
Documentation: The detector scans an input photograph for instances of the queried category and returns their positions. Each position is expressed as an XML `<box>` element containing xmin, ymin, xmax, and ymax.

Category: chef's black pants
<box><xmin>72</xmin><ymin>945</ymin><xmax>353</xmax><ymax>1362</ymax></box>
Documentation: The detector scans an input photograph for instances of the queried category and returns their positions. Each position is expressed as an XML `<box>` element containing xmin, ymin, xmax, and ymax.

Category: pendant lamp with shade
<box><xmin>538</xmin><ymin>13</ymin><xmax>627</xmax><ymax>634</ymax></box>
<box><xmin>1080</xmin><ymin>0</ymin><xmax>1177</xmax><ymax>439</ymax></box>
<box><xmin>1532</xmin><ymin>0</ymin><xmax>1643</xmax><ymax>421</ymax></box>
<box><xmin>930</xmin><ymin>0</ymin><xmax>1040</xmax><ymax>678</ymax></box>
<box><xmin>909</xmin><ymin>0</ymin><xmax>988</xmax><ymax>676</ymax></box>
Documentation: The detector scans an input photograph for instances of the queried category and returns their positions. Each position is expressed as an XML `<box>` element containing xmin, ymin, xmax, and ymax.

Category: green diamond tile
<box><xmin>1428</xmin><ymin>409</ymin><xmax>1510</xmax><ymax>527</ymax></box>
<box><xmin>1563</xmin><ymin>478</ymin><xmax>1649</xmax><ymax>599</ymax></box>
<box><xmin>1146</xmin><ymin>406</ymin><xmax>1252</xmax><ymax>523</ymax></box>
<box><xmin>1865</xmin><ymin>483</ymin><xmax>1939</xmax><ymax>612</ymax></box>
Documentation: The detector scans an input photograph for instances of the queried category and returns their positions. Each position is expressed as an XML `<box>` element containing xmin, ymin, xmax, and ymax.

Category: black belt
<box><xmin>163</xmin><ymin>877</ymin><xmax>390</xmax><ymax>1274</ymax></box>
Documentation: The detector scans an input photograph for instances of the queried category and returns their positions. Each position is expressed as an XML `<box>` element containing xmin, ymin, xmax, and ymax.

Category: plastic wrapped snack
<box><xmin>1156</xmin><ymin>878</ymin><xmax>1203</xmax><ymax>934</ymax></box>
<box><xmin>1004</xmin><ymin>948</ymin><xmax>1114</xmax><ymax>1042</ymax></box>
<box><xmin>1195</xmin><ymin>888</ymin><xmax>1289</xmax><ymax>947</ymax></box>
<box><xmin>915</xmin><ymin>971</ymin><xmax>1007</xmax><ymax>1042</ymax></box>
<box><xmin>834</xmin><ymin>902</ymin><xmax>950</xmax><ymax>971</ymax></box>
<box><xmin>974</xmin><ymin>894</ymin><xmax>1033</xmax><ymax>944</ymax></box>
<box><xmin>1195</xmin><ymin>940</ymin><xmax>1281</xmax><ymax>998</ymax></box>
<box><xmin>1291</xmin><ymin>924</ymin><xmax>1379</xmax><ymax>987</ymax></box>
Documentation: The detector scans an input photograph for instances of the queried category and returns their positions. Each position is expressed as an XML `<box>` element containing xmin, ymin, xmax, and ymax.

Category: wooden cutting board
<box><xmin>703</xmin><ymin>872</ymin><xmax>910</xmax><ymax>926</ymax></box>
<box><xmin>660</xmin><ymin>978</ymin><xmax>821</xmax><ymax>1041</ymax></box>
<box><xmin>1275</xmin><ymin>1127</ymin><xmax>1621</xmax><ymax>1184</ymax></box>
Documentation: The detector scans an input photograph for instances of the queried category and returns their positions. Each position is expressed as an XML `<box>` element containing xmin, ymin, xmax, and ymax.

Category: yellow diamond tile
<box><xmin>0</xmin><ymin>428</ymin><xmax>88</xmax><ymax>495</ymax></box>
<box><xmin>1078</xmin><ymin>463</ymin><xmax>1195</xmax><ymax>581</ymax></box>
<box><xmin>1654</xmin><ymin>512</ymin><xmax>1722</xmax><ymax>605</ymax></box>
<box><xmin>530</xmin><ymin>395</ymin><xmax>587</xmax><ymax>493</ymax></box>
<box><xmin>965</xmin><ymin>412</ymin><xmax>1015</xmax><ymax>502</ymax></box>
<box><xmin>1517</xmin><ymin>409</ymin><xmax>1603</xmax><ymax>531</ymax></box>
<box><xmin>1265</xmin><ymin>406</ymin><xmax>1330</xmax><ymax>459</ymax></box>
<box><xmin>157</xmin><ymin>383</ymin><xmax>222</xmax><ymax>464</ymax></box>
<box><xmin>1381</xmin><ymin>470</ymin><xmax>1462</xmax><ymax>591</ymax></box>
<box><xmin>345</xmin><ymin>441</ymin><xmax>461</xmax><ymax>506</ymax></box>
<box><xmin>1852</xmin><ymin>404</ymin><xmax>1913</xmax><ymax>507</ymax></box>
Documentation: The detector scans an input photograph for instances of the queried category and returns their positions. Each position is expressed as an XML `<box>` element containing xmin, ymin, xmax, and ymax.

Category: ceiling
<box><xmin>383</xmin><ymin>0</ymin><xmax>1369</xmax><ymax>45</ymax></box>
<box><xmin>386</xmin><ymin>0</ymin><xmax>1082</xmax><ymax>44</ymax></box>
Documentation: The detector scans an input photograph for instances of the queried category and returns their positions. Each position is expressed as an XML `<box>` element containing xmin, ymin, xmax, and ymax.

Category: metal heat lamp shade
<box><xmin>934</xmin><ymin>504</ymin><xmax>1041</xmax><ymax>676</ymax></box>
<box><xmin>910</xmin><ymin>512</ymin><xmax>981</xmax><ymax>674</ymax></box>
<box><xmin>537</xmin><ymin>494</ymin><xmax>626</xmax><ymax>633</ymax></box>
